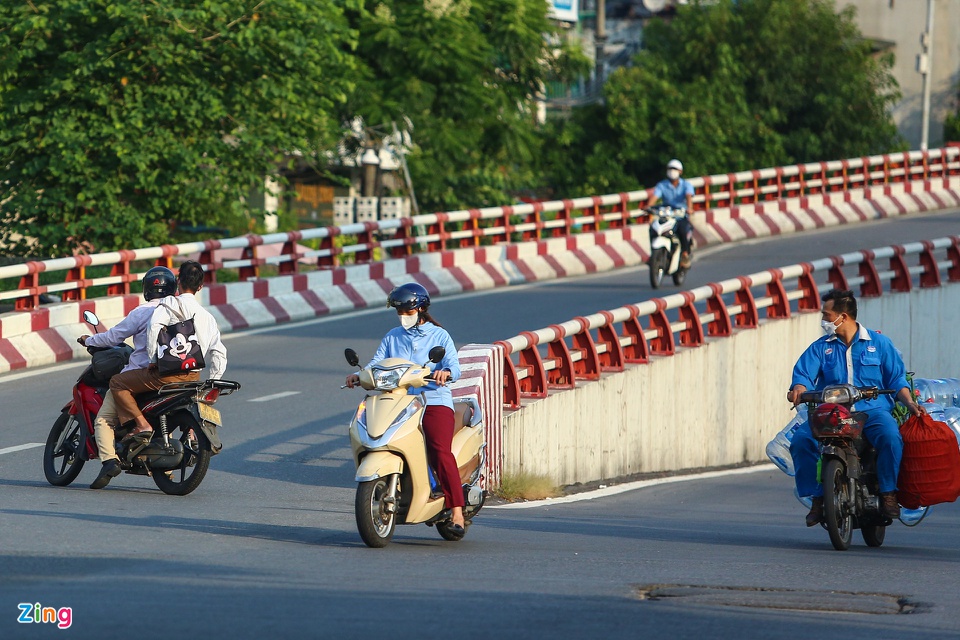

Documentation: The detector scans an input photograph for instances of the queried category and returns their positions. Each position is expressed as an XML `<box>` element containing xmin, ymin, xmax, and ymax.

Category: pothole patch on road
<box><xmin>635</xmin><ymin>584</ymin><xmax>928</xmax><ymax>615</ymax></box>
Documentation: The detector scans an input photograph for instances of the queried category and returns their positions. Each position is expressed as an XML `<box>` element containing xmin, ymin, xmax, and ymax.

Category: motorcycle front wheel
<box><xmin>648</xmin><ymin>248</ymin><xmax>667</xmax><ymax>289</ymax></box>
<box><xmin>822</xmin><ymin>458</ymin><xmax>853</xmax><ymax>551</ymax></box>
<box><xmin>43</xmin><ymin>412</ymin><xmax>86</xmax><ymax>486</ymax></box>
<box><xmin>861</xmin><ymin>523</ymin><xmax>886</xmax><ymax>547</ymax></box>
<box><xmin>355</xmin><ymin>477</ymin><xmax>397</xmax><ymax>548</ymax></box>
<box><xmin>672</xmin><ymin>267</ymin><xmax>688</xmax><ymax>287</ymax></box>
<box><xmin>152</xmin><ymin>429</ymin><xmax>211</xmax><ymax>496</ymax></box>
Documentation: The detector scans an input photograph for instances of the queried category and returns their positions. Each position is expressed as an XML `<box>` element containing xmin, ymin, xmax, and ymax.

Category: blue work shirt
<box><xmin>366</xmin><ymin>321</ymin><xmax>461</xmax><ymax>409</ymax></box>
<box><xmin>790</xmin><ymin>323</ymin><xmax>908</xmax><ymax>412</ymax></box>
<box><xmin>653</xmin><ymin>178</ymin><xmax>694</xmax><ymax>209</ymax></box>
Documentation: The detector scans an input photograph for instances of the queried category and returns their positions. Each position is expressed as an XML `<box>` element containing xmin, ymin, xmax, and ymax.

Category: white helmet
<box><xmin>667</xmin><ymin>159</ymin><xmax>683</xmax><ymax>172</ymax></box>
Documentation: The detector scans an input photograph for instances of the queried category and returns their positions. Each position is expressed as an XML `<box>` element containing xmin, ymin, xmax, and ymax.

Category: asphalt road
<box><xmin>1</xmin><ymin>210</ymin><xmax>959</xmax><ymax>639</ymax></box>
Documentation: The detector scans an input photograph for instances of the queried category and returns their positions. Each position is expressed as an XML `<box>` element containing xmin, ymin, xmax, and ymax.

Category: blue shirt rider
<box><xmin>786</xmin><ymin>289</ymin><xmax>924</xmax><ymax>527</ymax></box>
<box><xmin>646</xmin><ymin>158</ymin><xmax>696</xmax><ymax>267</ymax></box>
<box><xmin>344</xmin><ymin>283</ymin><xmax>466</xmax><ymax>534</ymax></box>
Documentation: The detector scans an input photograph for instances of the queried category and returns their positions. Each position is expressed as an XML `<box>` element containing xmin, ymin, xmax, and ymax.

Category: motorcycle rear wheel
<box><xmin>861</xmin><ymin>523</ymin><xmax>886</xmax><ymax>547</ymax></box>
<box><xmin>648</xmin><ymin>248</ymin><xmax>667</xmax><ymax>289</ymax></box>
<box><xmin>152</xmin><ymin>429</ymin><xmax>211</xmax><ymax>496</ymax></box>
<box><xmin>356</xmin><ymin>477</ymin><xmax>397</xmax><ymax>548</ymax></box>
<box><xmin>822</xmin><ymin>458</ymin><xmax>853</xmax><ymax>551</ymax></box>
<box><xmin>43</xmin><ymin>412</ymin><xmax>86</xmax><ymax>486</ymax></box>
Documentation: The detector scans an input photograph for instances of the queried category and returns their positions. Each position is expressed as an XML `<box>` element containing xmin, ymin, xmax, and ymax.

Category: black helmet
<box><xmin>142</xmin><ymin>266</ymin><xmax>177</xmax><ymax>301</ymax></box>
<box><xmin>387</xmin><ymin>283</ymin><xmax>430</xmax><ymax>312</ymax></box>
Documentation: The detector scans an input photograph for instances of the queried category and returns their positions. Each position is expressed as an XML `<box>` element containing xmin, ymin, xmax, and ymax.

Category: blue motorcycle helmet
<box><xmin>387</xmin><ymin>283</ymin><xmax>430</xmax><ymax>312</ymax></box>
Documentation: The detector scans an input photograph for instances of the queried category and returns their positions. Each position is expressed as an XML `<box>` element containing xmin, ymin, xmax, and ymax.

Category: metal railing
<box><xmin>494</xmin><ymin>236</ymin><xmax>960</xmax><ymax>409</ymax></box>
<box><xmin>2</xmin><ymin>146</ymin><xmax>958</xmax><ymax>311</ymax></box>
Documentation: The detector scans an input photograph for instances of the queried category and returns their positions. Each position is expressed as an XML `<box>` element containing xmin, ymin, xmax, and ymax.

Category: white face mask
<box><xmin>399</xmin><ymin>313</ymin><xmax>418</xmax><ymax>330</ymax></box>
<box><xmin>667</xmin><ymin>168</ymin><xmax>681</xmax><ymax>180</ymax></box>
<box><xmin>821</xmin><ymin>316</ymin><xmax>842</xmax><ymax>336</ymax></box>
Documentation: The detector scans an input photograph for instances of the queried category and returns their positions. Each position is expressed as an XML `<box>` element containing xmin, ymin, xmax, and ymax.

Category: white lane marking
<box><xmin>248</xmin><ymin>391</ymin><xmax>301</xmax><ymax>403</ymax></box>
<box><xmin>0</xmin><ymin>361</ymin><xmax>87</xmax><ymax>384</ymax></box>
<box><xmin>489</xmin><ymin>463</ymin><xmax>776</xmax><ymax>509</ymax></box>
<box><xmin>0</xmin><ymin>443</ymin><xmax>44</xmax><ymax>456</ymax></box>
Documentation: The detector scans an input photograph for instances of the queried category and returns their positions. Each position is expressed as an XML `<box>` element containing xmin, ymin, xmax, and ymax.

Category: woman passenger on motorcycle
<box><xmin>344</xmin><ymin>283</ymin><xmax>465</xmax><ymax>534</ymax></box>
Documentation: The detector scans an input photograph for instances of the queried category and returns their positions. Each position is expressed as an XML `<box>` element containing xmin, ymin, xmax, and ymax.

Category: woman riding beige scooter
<box><xmin>345</xmin><ymin>283</ymin><xmax>484</xmax><ymax>547</ymax></box>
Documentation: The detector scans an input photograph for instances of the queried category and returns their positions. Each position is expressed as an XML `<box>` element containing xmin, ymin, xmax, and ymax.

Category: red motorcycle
<box><xmin>42</xmin><ymin>311</ymin><xmax>240</xmax><ymax>495</ymax></box>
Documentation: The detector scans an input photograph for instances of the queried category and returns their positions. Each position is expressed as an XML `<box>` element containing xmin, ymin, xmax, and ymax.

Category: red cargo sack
<box><xmin>897</xmin><ymin>413</ymin><xmax>960</xmax><ymax>509</ymax></box>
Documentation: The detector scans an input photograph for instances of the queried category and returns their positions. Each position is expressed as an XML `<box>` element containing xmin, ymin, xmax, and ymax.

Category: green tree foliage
<box><xmin>539</xmin><ymin>0</ymin><xmax>903</xmax><ymax>196</ymax></box>
<box><xmin>345</xmin><ymin>0</ymin><xmax>589</xmax><ymax>212</ymax></box>
<box><xmin>0</xmin><ymin>0</ymin><xmax>358</xmax><ymax>257</ymax></box>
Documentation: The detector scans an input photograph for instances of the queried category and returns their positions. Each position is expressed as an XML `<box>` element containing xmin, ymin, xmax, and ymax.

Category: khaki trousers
<box><xmin>94</xmin><ymin>390</ymin><xmax>121</xmax><ymax>463</ymax></box>
<box><xmin>109</xmin><ymin>367</ymin><xmax>200</xmax><ymax>424</ymax></box>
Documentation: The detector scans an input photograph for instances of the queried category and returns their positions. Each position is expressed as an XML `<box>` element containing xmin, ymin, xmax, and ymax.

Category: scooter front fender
<box><xmin>650</xmin><ymin>236</ymin><xmax>672</xmax><ymax>252</ymax></box>
<box><xmin>355</xmin><ymin>451</ymin><xmax>404</xmax><ymax>482</ymax></box>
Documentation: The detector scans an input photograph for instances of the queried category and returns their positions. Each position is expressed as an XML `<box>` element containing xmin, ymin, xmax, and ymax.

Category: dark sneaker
<box><xmin>805</xmin><ymin>497</ymin><xmax>824</xmax><ymax>527</ymax></box>
<box><xmin>880</xmin><ymin>492</ymin><xmax>900</xmax><ymax>519</ymax></box>
<box><xmin>90</xmin><ymin>460</ymin><xmax>121</xmax><ymax>490</ymax></box>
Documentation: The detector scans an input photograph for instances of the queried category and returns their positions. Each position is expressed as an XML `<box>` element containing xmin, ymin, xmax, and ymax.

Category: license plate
<box><xmin>198</xmin><ymin>403</ymin><xmax>221</xmax><ymax>425</ymax></box>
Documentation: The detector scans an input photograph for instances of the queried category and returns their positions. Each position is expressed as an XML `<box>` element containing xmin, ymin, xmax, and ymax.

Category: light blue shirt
<box><xmin>790</xmin><ymin>323</ymin><xmax>908</xmax><ymax>412</ymax></box>
<box><xmin>366</xmin><ymin>322</ymin><xmax>461</xmax><ymax>409</ymax></box>
<box><xmin>653</xmin><ymin>178</ymin><xmax>694</xmax><ymax>209</ymax></box>
<box><xmin>84</xmin><ymin>300</ymin><xmax>161</xmax><ymax>373</ymax></box>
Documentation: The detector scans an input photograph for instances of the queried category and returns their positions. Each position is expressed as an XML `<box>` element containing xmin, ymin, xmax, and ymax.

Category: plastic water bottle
<box><xmin>766</xmin><ymin>405</ymin><xmax>808</xmax><ymax>477</ymax></box>
<box><xmin>941</xmin><ymin>406</ymin><xmax>960</xmax><ymax>447</ymax></box>
<box><xmin>900</xmin><ymin>506</ymin><xmax>930</xmax><ymax>527</ymax></box>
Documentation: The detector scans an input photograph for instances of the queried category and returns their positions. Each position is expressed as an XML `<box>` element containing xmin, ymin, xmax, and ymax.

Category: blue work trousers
<box><xmin>790</xmin><ymin>407</ymin><xmax>903</xmax><ymax>497</ymax></box>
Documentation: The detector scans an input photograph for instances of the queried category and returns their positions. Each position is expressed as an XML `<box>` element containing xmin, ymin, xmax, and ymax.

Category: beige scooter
<box><xmin>343</xmin><ymin>347</ymin><xmax>486</xmax><ymax>548</ymax></box>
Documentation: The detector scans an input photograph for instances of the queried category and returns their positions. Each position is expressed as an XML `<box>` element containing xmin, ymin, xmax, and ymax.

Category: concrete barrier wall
<box><xmin>501</xmin><ymin>283</ymin><xmax>960</xmax><ymax>486</ymax></box>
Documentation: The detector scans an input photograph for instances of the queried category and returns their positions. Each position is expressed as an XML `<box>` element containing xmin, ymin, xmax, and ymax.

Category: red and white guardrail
<box><xmin>494</xmin><ymin>236</ymin><xmax>960</xmax><ymax>409</ymax></box>
<box><xmin>2</xmin><ymin>146</ymin><xmax>958</xmax><ymax>311</ymax></box>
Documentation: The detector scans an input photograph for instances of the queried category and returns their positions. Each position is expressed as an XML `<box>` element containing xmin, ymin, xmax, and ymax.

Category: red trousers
<box><xmin>422</xmin><ymin>405</ymin><xmax>464</xmax><ymax>509</ymax></box>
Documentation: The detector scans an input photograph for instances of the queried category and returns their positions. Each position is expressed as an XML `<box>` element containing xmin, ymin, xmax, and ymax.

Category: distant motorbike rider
<box><xmin>344</xmin><ymin>282</ymin><xmax>466</xmax><ymax>535</ymax></box>
<box><xmin>786</xmin><ymin>289</ymin><xmax>924</xmax><ymax>526</ymax></box>
<box><xmin>81</xmin><ymin>265</ymin><xmax>178</xmax><ymax>490</ymax></box>
<box><xmin>646</xmin><ymin>159</ymin><xmax>695</xmax><ymax>268</ymax></box>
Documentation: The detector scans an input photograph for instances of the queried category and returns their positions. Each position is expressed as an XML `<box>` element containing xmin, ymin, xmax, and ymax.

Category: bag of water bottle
<box><xmin>766</xmin><ymin>405</ymin><xmax>808</xmax><ymax>476</ymax></box>
<box><xmin>913</xmin><ymin>378</ymin><xmax>960</xmax><ymax>408</ymax></box>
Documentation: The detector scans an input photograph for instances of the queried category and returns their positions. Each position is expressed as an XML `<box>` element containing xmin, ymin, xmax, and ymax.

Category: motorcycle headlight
<box><xmin>371</xmin><ymin>366</ymin><xmax>410</xmax><ymax>391</ymax></box>
<box><xmin>822</xmin><ymin>386</ymin><xmax>855</xmax><ymax>404</ymax></box>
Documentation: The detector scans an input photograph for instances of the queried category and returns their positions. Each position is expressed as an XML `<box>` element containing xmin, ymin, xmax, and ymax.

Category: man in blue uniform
<box><xmin>786</xmin><ymin>289</ymin><xmax>924</xmax><ymax>526</ymax></box>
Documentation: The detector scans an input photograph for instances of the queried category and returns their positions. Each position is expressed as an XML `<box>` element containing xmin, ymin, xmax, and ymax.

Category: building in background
<box><xmin>836</xmin><ymin>0</ymin><xmax>960</xmax><ymax>150</ymax></box>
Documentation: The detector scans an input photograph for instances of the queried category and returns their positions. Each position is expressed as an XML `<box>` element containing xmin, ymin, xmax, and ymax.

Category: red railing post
<box><xmin>919</xmin><ymin>241</ymin><xmax>943</xmax><ymax>288</ymax></box>
<box><xmin>570</xmin><ymin>318</ymin><xmax>600</xmax><ymax>380</ymax></box>
<box><xmin>732</xmin><ymin>277</ymin><xmax>759</xmax><ymax>328</ymax></box>
<box><xmin>647</xmin><ymin>299</ymin><xmax>675</xmax><ymax>356</ymax></box>
<box><xmin>278</xmin><ymin>232</ymin><xmax>302</xmax><ymax>275</ymax></box>
<box><xmin>495</xmin><ymin>341</ymin><xmax>522</xmax><ymax>409</ymax></box>
<box><xmin>888</xmin><ymin>246</ymin><xmax>912</xmax><ymax>293</ymax></box>
<box><xmin>796</xmin><ymin>263</ymin><xmax>820</xmax><ymax>312</ymax></box>
<box><xmin>677</xmin><ymin>293</ymin><xmax>704</xmax><ymax>347</ymax></box>
<box><xmin>704</xmin><ymin>284</ymin><xmax>732</xmax><ymax>337</ymax></box>
<box><xmin>765</xmin><ymin>270</ymin><xmax>791</xmax><ymax>319</ymax></box>
<box><xmin>947</xmin><ymin>236</ymin><xmax>960</xmax><ymax>282</ymax></box>
<box><xmin>857</xmin><ymin>251</ymin><xmax>882</xmax><ymax>297</ymax></box>
<box><xmin>621</xmin><ymin>307</ymin><xmax>649</xmax><ymax>363</ymax></box>
<box><xmin>596</xmin><ymin>311</ymin><xmax>625</xmax><ymax>371</ymax></box>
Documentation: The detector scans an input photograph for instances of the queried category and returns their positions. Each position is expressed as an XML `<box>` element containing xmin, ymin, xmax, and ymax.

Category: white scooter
<box><xmin>646</xmin><ymin>205</ymin><xmax>692</xmax><ymax>289</ymax></box>
<box><xmin>343</xmin><ymin>346</ymin><xmax>486</xmax><ymax>548</ymax></box>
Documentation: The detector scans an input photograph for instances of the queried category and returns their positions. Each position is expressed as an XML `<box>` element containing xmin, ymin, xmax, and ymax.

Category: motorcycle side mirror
<box><xmin>344</xmin><ymin>348</ymin><xmax>360</xmax><ymax>368</ymax></box>
<box><xmin>428</xmin><ymin>346</ymin><xmax>446</xmax><ymax>364</ymax></box>
<box><xmin>83</xmin><ymin>310</ymin><xmax>100</xmax><ymax>328</ymax></box>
